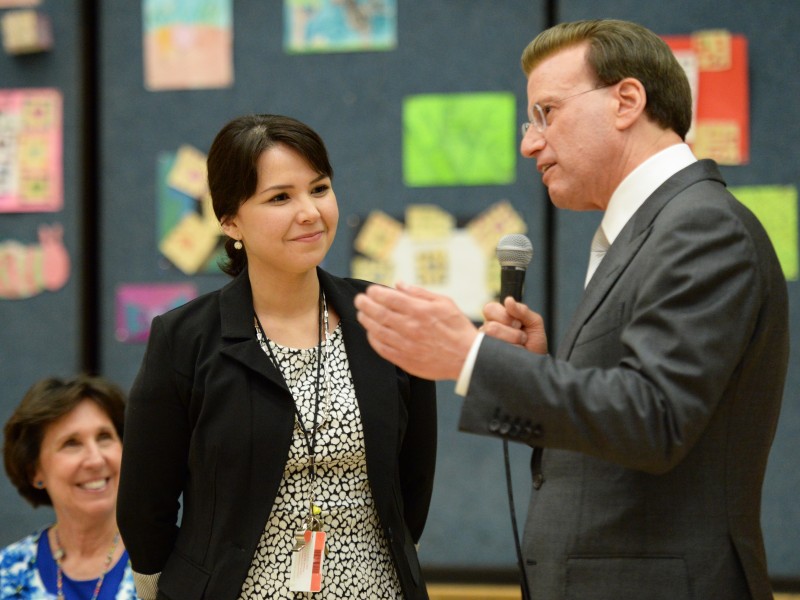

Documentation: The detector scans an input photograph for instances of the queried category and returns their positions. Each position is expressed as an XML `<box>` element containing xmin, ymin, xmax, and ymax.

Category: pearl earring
<box><xmin>234</xmin><ymin>240</ymin><xmax>243</xmax><ymax>250</ymax></box>
<box><xmin>35</xmin><ymin>481</ymin><xmax>44</xmax><ymax>489</ymax></box>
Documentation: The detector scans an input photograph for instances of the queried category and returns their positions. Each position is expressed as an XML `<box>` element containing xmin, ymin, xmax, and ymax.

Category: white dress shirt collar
<box><xmin>600</xmin><ymin>143</ymin><xmax>697</xmax><ymax>245</ymax></box>
<box><xmin>456</xmin><ymin>143</ymin><xmax>697</xmax><ymax>397</ymax></box>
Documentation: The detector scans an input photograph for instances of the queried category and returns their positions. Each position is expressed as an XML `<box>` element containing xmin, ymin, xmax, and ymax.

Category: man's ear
<box><xmin>615</xmin><ymin>77</ymin><xmax>647</xmax><ymax>130</ymax></box>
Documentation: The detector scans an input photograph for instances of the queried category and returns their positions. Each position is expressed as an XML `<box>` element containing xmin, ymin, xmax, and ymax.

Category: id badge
<box><xmin>289</xmin><ymin>530</ymin><xmax>326</xmax><ymax>592</ymax></box>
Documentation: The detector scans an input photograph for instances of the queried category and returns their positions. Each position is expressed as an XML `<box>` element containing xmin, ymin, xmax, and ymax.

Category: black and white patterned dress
<box><xmin>238</xmin><ymin>323</ymin><xmax>403</xmax><ymax>599</ymax></box>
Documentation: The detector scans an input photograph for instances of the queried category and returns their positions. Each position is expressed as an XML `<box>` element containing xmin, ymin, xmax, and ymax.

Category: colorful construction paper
<box><xmin>730</xmin><ymin>184</ymin><xmax>798</xmax><ymax>281</ymax></box>
<box><xmin>0</xmin><ymin>224</ymin><xmax>70</xmax><ymax>299</ymax></box>
<box><xmin>663</xmin><ymin>30</ymin><xmax>749</xmax><ymax>165</ymax></box>
<box><xmin>116</xmin><ymin>282</ymin><xmax>198</xmax><ymax>342</ymax></box>
<box><xmin>285</xmin><ymin>0</ymin><xmax>396</xmax><ymax>54</ymax></box>
<box><xmin>143</xmin><ymin>0</ymin><xmax>233</xmax><ymax>90</ymax></box>
<box><xmin>403</xmin><ymin>92</ymin><xmax>517</xmax><ymax>187</ymax></box>
<box><xmin>0</xmin><ymin>88</ymin><xmax>62</xmax><ymax>212</ymax></box>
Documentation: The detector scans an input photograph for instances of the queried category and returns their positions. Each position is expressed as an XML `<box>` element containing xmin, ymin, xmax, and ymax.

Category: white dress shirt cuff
<box><xmin>455</xmin><ymin>332</ymin><xmax>485</xmax><ymax>396</ymax></box>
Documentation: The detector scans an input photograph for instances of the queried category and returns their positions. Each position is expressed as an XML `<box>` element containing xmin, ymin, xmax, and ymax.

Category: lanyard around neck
<box><xmin>254</xmin><ymin>287</ymin><xmax>329</xmax><ymax>472</ymax></box>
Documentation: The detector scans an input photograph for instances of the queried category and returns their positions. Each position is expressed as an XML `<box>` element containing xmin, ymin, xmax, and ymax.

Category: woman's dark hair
<box><xmin>3</xmin><ymin>375</ymin><xmax>126</xmax><ymax>508</ymax></box>
<box><xmin>207</xmin><ymin>114</ymin><xmax>334</xmax><ymax>277</ymax></box>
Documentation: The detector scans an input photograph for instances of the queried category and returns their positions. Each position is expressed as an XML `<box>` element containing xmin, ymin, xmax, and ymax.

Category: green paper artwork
<box><xmin>403</xmin><ymin>92</ymin><xmax>517</xmax><ymax>187</ymax></box>
<box><xmin>731</xmin><ymin>184</ymin><xmax>798</xmax><ymax>281</ymax></box>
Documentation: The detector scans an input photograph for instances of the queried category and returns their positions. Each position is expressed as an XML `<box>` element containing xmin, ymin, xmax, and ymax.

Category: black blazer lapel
<box><xmin>217</xmin><ymin>270</ymin><xmax>287</xmax><ymax>390</ymax></box>
<box><xmin>319</xmin><ymin>270</ymin><xmax>399</xmax><ymax>478</ymax></box>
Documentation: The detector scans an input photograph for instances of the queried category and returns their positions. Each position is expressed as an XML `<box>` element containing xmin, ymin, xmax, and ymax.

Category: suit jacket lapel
<box><xmin>557</xmin><ymin>160</ymin><xmax>725</xmax><ymax>359</ymax></box>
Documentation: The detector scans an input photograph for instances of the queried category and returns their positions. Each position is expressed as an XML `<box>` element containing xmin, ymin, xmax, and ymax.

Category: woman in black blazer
<box><xmin>117</xmin><ymin>114</ymin><xmax>437</xmax><ymax>600</ymax></box>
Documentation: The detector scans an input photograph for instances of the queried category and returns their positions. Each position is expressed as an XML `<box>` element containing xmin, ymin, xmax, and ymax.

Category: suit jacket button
<box><xmin>532</xmin><ymin>424</ymin><xmax>543</xmax><ymax>438</ymax></box>
<box><xmin>499</xmin><ymin>421</ymin><xmax>511</xmax><ymax>435</ymax></box>
<box><xmin>533</xmin><ymin>473</ymin><xmax>544</xmax><ymax>489</ymax></box>
<box><xmin>488</xmin><ymin>419</ymin><xmax>500</xmax><ymax>433</ymax></box>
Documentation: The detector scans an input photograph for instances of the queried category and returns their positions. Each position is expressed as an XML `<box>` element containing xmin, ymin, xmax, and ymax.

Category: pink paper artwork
<box><xmin>0</xmin><ymin>223</ymin><xmax>70</xmax><ymax>299</ymax></box>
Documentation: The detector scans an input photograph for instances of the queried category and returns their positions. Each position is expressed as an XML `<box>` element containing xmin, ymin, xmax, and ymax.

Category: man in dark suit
<box><xmin>354</xmin><ymin>19</ymin><xmax>789</xmax><ymax>600</ymax></box>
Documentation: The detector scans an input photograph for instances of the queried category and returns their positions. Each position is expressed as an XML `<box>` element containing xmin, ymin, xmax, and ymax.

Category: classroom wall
<box><xmin>0</xmin><ymin>0</ymin><xmax>797</xmax><ymax>585</ymax></box>
<box><xmin>0</xmin><ymin>0</ymin><xmax>85</xmax><ymax>540</ymax></box>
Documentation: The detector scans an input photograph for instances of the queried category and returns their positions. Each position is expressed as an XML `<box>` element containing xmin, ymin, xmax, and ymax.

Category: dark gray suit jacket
<box><xmin>117</xmin><ymin>268</ymin><xmax>437</xmax><ymax>600</ymax></box>
<box><xmin>459</xmin><ymin>160</ymin><xmax>789</xmax><ymax>600</ymax></box>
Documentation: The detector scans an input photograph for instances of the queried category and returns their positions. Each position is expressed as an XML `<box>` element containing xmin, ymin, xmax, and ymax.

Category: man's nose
<box><xmin>520</xmin><ymin>128</ymin><xmax>545</xmax><ymax>158</ymax></box>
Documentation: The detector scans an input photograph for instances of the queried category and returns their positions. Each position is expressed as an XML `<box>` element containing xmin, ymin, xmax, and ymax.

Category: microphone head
<box><xmin>496</xmin><ymin>234</ymin><xmax>533</xmax><ymax>268</ymax></box>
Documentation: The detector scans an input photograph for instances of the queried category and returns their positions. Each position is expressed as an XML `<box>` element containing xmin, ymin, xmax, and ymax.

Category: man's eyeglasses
<box><xmin>521</xmin><ymin>84</ymin><xmax>613</xmax><ymax>135</ymax></box>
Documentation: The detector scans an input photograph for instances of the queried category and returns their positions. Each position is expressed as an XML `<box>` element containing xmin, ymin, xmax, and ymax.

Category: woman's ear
<box><xmin>32</xmin><ymin>466</ymin><xmax>44</xmax><ymax>489</ymax></box>
<box><xmin>219</xmin><ymin>217</ymin><xmax>239</xmax><ymax>241</ymax></box>
<box><xmin>614</xmin><ymin>77</ymin><xmax>647</xmax><ymax>130</ymax></box>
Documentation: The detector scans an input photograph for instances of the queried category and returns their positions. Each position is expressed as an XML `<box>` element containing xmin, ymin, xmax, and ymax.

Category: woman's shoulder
<box><xmin>0</xmin><ymin>529</ymin><xmax>45</xmax><ymax>598</ymax></box>
<box><xmin>319</xmin><ymin>268</ymin><xmax>376</xmax><ymax>296</ymax></box>
<box><xmin>116</xmin><ymin>560</ymin><xmax>138</xmax><ymax>600</ymax></box>
<box><xmin>157</xmin><ymin>285</ymin><xmax>223</xmax><ymax>323</ymax></box>
<box><xmin>0</xmin><ymin>529</ymin><xmax>40</xmax><ymax>563</ymax></box>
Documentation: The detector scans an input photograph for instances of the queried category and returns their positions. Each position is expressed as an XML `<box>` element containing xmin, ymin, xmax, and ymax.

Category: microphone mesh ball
<box><xmin>496</xmin><ymin>234</ymin><xmax>533</xmax><ymax>268</ymax></box>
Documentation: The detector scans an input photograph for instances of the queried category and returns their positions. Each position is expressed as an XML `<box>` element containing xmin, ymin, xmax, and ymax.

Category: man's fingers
<box><xmin>503</xmin><ymin>297</ymin><xmax>540</xmax><ymax>328</ymax></box>
<box><xmin>482</xmin><ymin>321</ymin><xmax>528</xmax><ymax>346</ymax></box>
<box><xmin>395</xmin><ymin>280</ymin><xmax>442</xmax><ymax>301</ymax></box>
<box><xmin>360</xmin><ymin>283</ymin><xmax>427</xmax><ymax>317</ymax></box>
<box><xmin>356</xmin><ymin>305</ymin><xmax>409</xmax><ymax>349</ymax></box>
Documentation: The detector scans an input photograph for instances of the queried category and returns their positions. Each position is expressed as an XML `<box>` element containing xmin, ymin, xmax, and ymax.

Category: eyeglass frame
<box><xmin>521</xmin><ymin>83</ymin><xmax>614</xmax><ymax>136</ymax></box>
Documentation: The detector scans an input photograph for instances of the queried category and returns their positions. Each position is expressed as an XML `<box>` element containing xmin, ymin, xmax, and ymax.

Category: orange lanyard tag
<box><xmin>289</xmin><ymin>530</ymin><xmax>326</xmax><ymax>592</ymax></box>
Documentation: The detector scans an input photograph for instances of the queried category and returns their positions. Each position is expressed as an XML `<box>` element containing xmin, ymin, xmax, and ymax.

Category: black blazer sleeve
<box><xmin>117</xmin><ymin>314</ymin><xmax>191</xmax><ymax>574</ymax></box>
<box><xmin>398</xmin><ymin>371</ymin><xmax>437</xmax><ymax>542</ymax></box>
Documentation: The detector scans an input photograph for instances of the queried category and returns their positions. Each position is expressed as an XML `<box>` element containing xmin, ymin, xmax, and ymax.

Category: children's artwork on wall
<box><xmin>156</xmin><ymin>148</ymin><xmax>224</xmax><ymax>275</ymax></box>
<box><xmin>284</xmin><ymin>0</ymin><xmax>396</xmax><ymax>54</ymax></box>
<box><xmin>0</xmin><ymin>0</ymin><xmax>41</xmax><ymax>6</ymax></box>
<box><xmin>0</xmin><ymin>223</ymin><xmax>70</xmax><ymax>299</ymax></box>
<box><xmin>403</xmin><ymin>92</ymin><xmax>517</xmax><ymax>187</ymax></box>
<box><xmin>663</xmin><ymin>30</ymin><xmax>749</xmax><ymax>165</ymax></box>
<box><xmin>730</xmin><ymin>184</ymin><xmax>798</xmax><ymax>281</ymax></box>
<box><xmin>351</xmin><ymin>200</ymin><xmax>527</xmax><ymax>320</ymax></box>
<box><xmin>0</xmin><ymin>88</ymin><xmax>62</xmax><ymax>212</ymax></box>
<box><xmin>142</xmin><ymin>0</ymin><xmax>233</xmax><ymax>91</ymax></box>
<box><xmin>115</xmin><ymin>282</ymin><xmax>198</xmax><ymax>342</ymax></box>
<box><xmin>1</xmin><ymin>9</ymin><xmax>53</xmax><ymax>54</ymax></box>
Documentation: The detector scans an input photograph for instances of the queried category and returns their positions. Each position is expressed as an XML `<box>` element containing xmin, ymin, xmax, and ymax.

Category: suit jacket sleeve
<box><xmin>459</xmin><ymin>185</ymin><xmax>785</xmax><ymax>474</ymax></box>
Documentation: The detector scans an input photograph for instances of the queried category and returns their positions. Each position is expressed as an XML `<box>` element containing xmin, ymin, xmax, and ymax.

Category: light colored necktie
<box><xmin>584</xmin><ymin>226</ymin><xmax>609</xmax><ymax>288</ymax></box>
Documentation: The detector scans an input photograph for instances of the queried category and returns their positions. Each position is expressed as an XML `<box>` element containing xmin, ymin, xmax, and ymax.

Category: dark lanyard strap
<box><xmin>254</xmin><ymin>288</ymin><xmax>324</xmax><ymax>476</ymax></box>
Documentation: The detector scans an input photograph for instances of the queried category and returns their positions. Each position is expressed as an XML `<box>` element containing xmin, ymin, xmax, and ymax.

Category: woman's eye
<box><xmin>312</xmin><ymin>184</ymin><xmax>330</xmax><ymax>196</ymax></box>
<box><xmin>268</xmin><ymin>193</ymin><xmax>289</xmax><ymax>203</ymax></box>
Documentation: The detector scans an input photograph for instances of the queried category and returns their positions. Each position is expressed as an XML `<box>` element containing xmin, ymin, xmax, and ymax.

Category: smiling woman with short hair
<box><xmin>0</xmin><ymin>374</ymin><xmax>137</xmax><ymax>600</ymax></box>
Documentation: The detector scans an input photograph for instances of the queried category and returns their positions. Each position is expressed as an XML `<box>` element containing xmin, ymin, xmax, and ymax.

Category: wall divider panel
<box><xmin>0</xmin><ymin>0</ymin><xmax>88</xmax><ymax>545</ymax></box>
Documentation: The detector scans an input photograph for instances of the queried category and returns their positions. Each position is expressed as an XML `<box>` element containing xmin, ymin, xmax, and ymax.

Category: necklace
<box><xmin>52</xmin><ymin>524</ymin><xmax>120</xmax><ymax>600</ymax></box>
<box><xmin>254</xmin><ymin>288</ymin><xmax>332</xmax><ymax>435</ymax></box>
<box><xmin>254</xmin><ymin>287</ymin><xmax>332</xmax><ymax>527</ymax></box>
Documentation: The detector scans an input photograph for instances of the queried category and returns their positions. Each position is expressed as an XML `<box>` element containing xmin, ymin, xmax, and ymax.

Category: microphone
<box><xmin>496</xmin><ymin>233</ymin><xmax>533</xmax><ymax>302</ymax></box>
<box><xmin>495</xmin><ymin>232</ymin><xmax>535</xmax><ymax>600</ymax></box>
